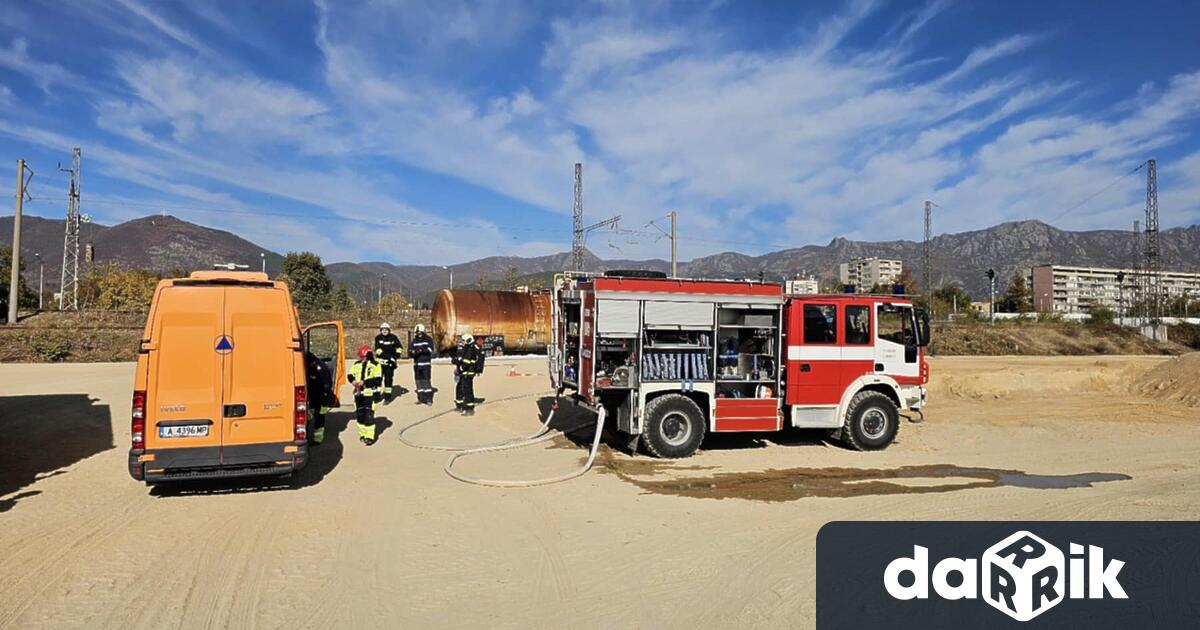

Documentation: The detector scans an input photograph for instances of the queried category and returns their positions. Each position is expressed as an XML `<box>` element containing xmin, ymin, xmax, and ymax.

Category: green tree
<box><xmin>378</xmin><ymin>291</ymin><xmax>410</xmax><ymax>313</ymax></box>
<box><xmin>500</xmin><ymin>267</ymin><xmax>521</xmax><ymax>290</ymax></box>
<box><xmin>0</xmin><ymin>246</ymin><xmax>39</xmax><ymax>310</ymax></box>
<box><xmin>80</xmin><ymin>263</ymin><xmax>161</xmax><ymax>310</ymax></box>
<box><xmin>932</xmin><ymin>284</ymin><xmax>975</xmax><ymax>313</ymax></box>
<box><xmin>997</xmin><ymin>271</ymin><xmax>1032</xmax><ymax>313</ymax></box>
<box><xmin>279</xmin><ymin>252</ymin><xmax>333</xmax><ymax>311</ymax></box>
<box><xmin>331</xmin><ymin>284</ymin><xmax>355</xmax><ymax>312</ymax></box>
<box><xmin>894</xmin><ymin>268</ymin><xmax>917</xmax><ymax>295</ymax></box>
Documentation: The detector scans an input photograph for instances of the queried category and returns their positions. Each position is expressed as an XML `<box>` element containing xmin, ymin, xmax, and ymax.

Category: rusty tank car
<box><xmin>431</xmin><ymin>289</ymin><xmax>552</xmax><ymax>354</ymax></box>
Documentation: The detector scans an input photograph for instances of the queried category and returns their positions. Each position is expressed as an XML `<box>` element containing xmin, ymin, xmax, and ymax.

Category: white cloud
<box><xmin>2</xmin><ymin>0</ymin><xmax>1199</xmax><ymax>269</ymax></box>
<box><xmin>0</xmin><ymin>38</ymin><xmax>88</xmax><ymax>94</ymax></box>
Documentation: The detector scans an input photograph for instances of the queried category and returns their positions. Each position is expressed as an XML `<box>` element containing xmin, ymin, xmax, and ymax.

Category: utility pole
<box><xmin>923</xmin><ymin>200</ymin><xmax>936</xmax><ymax>308</ymax></box>
<box><xmin>1117</xmin><ymin>271</ymin><xmax>1125</xmax><ymax>323</ymax></box>
<box><xmin>1143</xmin><ymin>158</ymin><xmax>1161</xmax><ymax>336</ymax></box>
<box><xmin>59</xmin><ymin>147</ymin><xmax>82</xmax><ymax>311</ymax></box>
<box><xmin>572</xmin><ymin>162</ymin><xmax>584</xmax><ymax>271</ymax></box>
<box><xmin>35</xmin><ymin>252</ymin><xmax>43</xmax><ymax>311</ymax></box>
<box><xmin>986</xmin><ymin>268</ymin><xmax>996</xmax><ymax>324</ymax></box>
<box><xmin>7</xmin><ymin>159</ymin><xmax>29</xmax><ymax>325</ymax></box>
<box><xmin>670</xmin><ymin>211</ymin><xmax>677</xmax><ymax>278</ymax></box>
<box><xmin>442</xmin><ymin>265</ymin><xmax>454</xmax><ymax>290</ymax></box>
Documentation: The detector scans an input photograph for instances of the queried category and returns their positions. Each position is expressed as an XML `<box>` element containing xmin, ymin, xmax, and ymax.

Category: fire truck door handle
<box><xmin>874</xmin><ymin>363</ymin><xmax>885</xmax><ymax>372</ymax></box>
<box><xmin>799</xmin><ymin>364</ymin><xmax>811</xmax><ymax>372</ymax></box>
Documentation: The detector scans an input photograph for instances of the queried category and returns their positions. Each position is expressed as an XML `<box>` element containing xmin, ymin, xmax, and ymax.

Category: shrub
<box><xmin>1087</xmin><ymin>307</ymin><xmax>1116</xmax><ymax>328</ymax></box>
<box><xmin>25</xmin><ymin>331</ymin><xmax>73</xmax><ymax>362</ymax></box>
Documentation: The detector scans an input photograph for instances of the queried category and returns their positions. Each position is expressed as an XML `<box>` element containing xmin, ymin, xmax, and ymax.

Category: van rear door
<box><xmin>144</xmin><ymin>285</ymin><xmax>225</xmax><ymax>461</ymax></box>
<box><xmin>303</xmin><ymin>321</ymin><xmax>346</xmax><ymax>406</ymax></box>
<box><xmin>221</xmin><ymin>285</ymin><xmax>296</xmax><ymax>465</ymax></box>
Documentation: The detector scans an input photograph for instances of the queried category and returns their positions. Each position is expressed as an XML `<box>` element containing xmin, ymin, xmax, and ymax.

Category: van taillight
<box><xmin>294</xmin><ymin>386</ymin><xmax>308</xmax><ymax>441</ymax></box>
<box><xmin>131</xmin><ymin>390</ymin><xmax>147</xmax><ymax>450</ymax></box>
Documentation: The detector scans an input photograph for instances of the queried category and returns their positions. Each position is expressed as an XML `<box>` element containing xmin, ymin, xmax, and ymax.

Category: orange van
<box><xmin>127</xmin><ymin>271</ymin><xmax>344</xmax><ymax>483</ymax></box>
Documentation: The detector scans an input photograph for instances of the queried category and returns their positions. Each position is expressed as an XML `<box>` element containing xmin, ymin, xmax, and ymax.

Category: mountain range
<box><xmin>4</xmin><ymin>213</ymin><xmax>1199</xmax><ymax>302</ymax></box>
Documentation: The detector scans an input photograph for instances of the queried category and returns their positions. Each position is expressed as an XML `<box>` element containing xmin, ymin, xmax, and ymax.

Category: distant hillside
<box><xmin>4</xmin><ymin>212</ymin><xmax>1199</xmax><ymax>301</ymax></box>
<box><xmin>0</xmin><ymin>214</ymin><xmax>283</xmax><ymax>290</ymax></box>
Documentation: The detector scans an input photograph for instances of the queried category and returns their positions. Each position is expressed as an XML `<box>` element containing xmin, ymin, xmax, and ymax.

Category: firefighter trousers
<box><xmin>354</xmin><ymin>394</ymin><xmax>377</xmax><ymax>441</ymax></box>
<box><xmin>381</xmin><ymin>363</ymin><xmax>396</xmax><ymax>390</ymax></box>
<box><xmin>455</xmin><ymin>375</ymin><xmax>475</xmax><ymax>410</ymax></box>
<box><xmin>414</xmin><ymin>363</ymin><xmax>432</xmax><ymax>403</ymax></box>
<box><xmin>312</xmin><ymin>406</ymin><xmax>329</xmax><ymax>444</ymax></box>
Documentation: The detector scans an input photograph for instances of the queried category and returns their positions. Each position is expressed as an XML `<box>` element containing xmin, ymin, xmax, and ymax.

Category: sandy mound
<box><xmin>935</xmin><ymin>362</ymin><xmax>1131</xmax><ymax>401</ymax></box>
<box><xmin>1135</xmin><ymin>352</ymin><xmax>1200</xmax><ymax>408</ymax></box>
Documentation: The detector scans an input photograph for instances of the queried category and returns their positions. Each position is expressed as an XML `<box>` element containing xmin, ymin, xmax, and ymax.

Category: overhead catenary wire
<box><xmin>1051</xmin><ymin>160</ymin><xmax>1149</xmax><ymax>221</ymax></box>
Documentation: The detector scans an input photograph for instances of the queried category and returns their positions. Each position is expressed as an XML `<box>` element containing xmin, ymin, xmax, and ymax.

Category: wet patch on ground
<box><xmin>596</xmin><ymin>458</ymin><xmax>1130</xmax><ymax>502</ymax></box>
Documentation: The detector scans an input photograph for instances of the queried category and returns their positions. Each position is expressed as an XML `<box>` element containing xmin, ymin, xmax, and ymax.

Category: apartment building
<box><xmin>1030</xmin><ymin>264</ymin><xmax>1200</xmax><ymax>313</ymax></box>
<box><xmin>838</xmin><ymin>257</ymin><xmax>903</xmax><ymax>289</ymax></box>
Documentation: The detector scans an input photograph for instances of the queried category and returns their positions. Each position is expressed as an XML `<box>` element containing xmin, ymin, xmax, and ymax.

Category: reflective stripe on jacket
<box><xmin>349</xmin><ymin>359</ymin><xmax>384</xmax><ymax>397</ymax></box>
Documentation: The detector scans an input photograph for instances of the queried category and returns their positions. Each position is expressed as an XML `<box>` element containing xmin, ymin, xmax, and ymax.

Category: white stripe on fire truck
<box><xmin>786</xmin><ymin>347</ymin><xmax>876</xmax><ymax>361</ymax></box>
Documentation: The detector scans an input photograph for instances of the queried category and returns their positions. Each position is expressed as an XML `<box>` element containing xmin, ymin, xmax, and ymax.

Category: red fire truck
<box><xmin>549</xmin><ymin>272</ymin><xmax>930</xmax><ymax>458</ymax></box>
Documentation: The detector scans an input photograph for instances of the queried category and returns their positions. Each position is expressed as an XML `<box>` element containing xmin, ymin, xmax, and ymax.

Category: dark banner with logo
<box><xmin>817</xmin><ymin>522</ymin><xmax>1200</xmax><ymax>629</ymax></box>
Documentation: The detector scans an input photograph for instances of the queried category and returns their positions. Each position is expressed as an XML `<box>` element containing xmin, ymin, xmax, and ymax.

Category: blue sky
<box><xmin>1</xmin><ymin>0</ymin><xmax>1199</xmax><ymax>265</ymax></box>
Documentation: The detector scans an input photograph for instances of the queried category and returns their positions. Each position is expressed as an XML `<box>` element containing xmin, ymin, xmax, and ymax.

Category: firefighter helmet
<box><xmin>461</xmin><ymin>334</ymin><xmax>474</xmax><ymax>343</ymax></box>
<box><xmin>357</xmin><ymin>345</ymin><xmax>372</xmax><ymax>359</ymax></box>
<box><xmin>379</xmin><ymin>322</ymin><xmax>391</xmax><ymax>331</ymax></box>
<box><xmin>414</xmin><ymin>323</ymin><xmax>426</xmax><ymax>333</ymax></box>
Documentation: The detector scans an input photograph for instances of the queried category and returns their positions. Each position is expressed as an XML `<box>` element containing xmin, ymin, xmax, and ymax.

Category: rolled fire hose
<box><xmin>395</xmin><ymin>391</ymin><xmax>606</xmax><ymax>487</ymax></box>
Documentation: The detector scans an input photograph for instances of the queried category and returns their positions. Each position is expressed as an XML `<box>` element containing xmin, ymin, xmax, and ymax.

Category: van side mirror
<box><xmin>915</xmin><ymin>308</ymin><xmax>931</xmax><ymax>347</ymax></box>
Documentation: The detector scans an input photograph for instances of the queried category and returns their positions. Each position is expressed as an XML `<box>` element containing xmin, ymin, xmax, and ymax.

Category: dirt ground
<box><xmin>1</xmin><ymin>355</ymin><xmax>1198</xmax><ymax>629</ymax></box>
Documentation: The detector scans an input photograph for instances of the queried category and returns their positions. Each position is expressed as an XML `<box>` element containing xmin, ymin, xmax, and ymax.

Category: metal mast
<box><xmin>59</xmin><ymin>147</ymin><xmax>81</xmax><ymax>310</ymax></box>
<box><xmin>1133</xmin><ymin>220</ymin><xmax>1142</xmax><ymax>318</ymax></box>
<box><xmin>1143</xmin><ymin>159</ymin><xmax>1160</xmax><ymax>324</ymax></box>
<box><xmin>923</xmin><ymin>200</ymin><xmax>933</xmax><ymax>301</ymax></box>
<box><xmin>572</xmin><ymin>162</ymin><xmax>584</xmax><ymax>271</ymax></box>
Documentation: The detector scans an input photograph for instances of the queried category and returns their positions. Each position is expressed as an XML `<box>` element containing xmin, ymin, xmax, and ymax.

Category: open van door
<box><xmin>303</xmin><ymin>321</ymin><xmax>345</xmax><ymax>406</ymax></box>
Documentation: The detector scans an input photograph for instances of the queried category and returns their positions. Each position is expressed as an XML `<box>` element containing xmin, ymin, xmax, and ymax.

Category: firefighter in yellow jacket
<box><xmin>348</xmin><ymin>344</ymin><xmax>384</xmax><ymax>445</ymax></box>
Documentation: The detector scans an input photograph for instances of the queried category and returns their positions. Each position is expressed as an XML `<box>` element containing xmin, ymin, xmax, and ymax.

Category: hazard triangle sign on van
<box><xmin>215</xmin><ymin>336</ymin><xmax>234</xmax><ymax>354</ymax></box>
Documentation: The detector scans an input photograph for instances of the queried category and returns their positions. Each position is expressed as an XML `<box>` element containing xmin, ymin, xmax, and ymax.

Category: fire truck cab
<box><xmin>550</xmin><ymin>272</ymin><xmax>930</xmax><ymax>458</ymax></box>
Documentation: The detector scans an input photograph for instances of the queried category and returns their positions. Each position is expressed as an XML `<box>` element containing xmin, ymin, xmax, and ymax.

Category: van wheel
<box><xmin>841</xmin><ymin>391</ymin><xmax>898</xmax><ymax>451</ymax></box>
<box><xmin>642</xmin><ymin>394</ymin><xmax>705</xmax><ymax>459</ymax></box>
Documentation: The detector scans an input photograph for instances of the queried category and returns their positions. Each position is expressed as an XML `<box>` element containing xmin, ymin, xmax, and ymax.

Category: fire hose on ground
<box><xmin>395</xmin><ymin>391</ymin><xmax>606</xmax><ymax>487</ymax></box>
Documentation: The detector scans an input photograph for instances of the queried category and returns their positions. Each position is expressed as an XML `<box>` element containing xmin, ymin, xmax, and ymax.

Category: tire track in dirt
<box><xmin>0</xmin><ymin>489</ymin><xmax>147</xmax><ymax>629</ymax></box>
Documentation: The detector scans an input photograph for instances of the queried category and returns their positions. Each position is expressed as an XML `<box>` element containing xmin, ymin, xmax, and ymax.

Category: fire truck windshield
<box><xmin>878</xmin><ymin>304</ymin><xmax>915</xmax><ymax>346</ymax></box>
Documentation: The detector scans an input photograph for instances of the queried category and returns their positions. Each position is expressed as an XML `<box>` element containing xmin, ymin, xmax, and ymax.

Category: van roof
<box><xmin>185</xmin><ymin>271</ymin><xmax>271</xmax><ymax>282</ymax></box>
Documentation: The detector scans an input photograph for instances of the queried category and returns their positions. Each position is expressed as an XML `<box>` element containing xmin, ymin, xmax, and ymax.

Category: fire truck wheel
<box><xmin>642</xmin><ymin>394</ymin><xmax>705</xmax><ymax>458</ymax></box>
<box><xmin>841</xmin><ymin>390</ymin><xmax>899</xmax><ymax>451</ymax></box>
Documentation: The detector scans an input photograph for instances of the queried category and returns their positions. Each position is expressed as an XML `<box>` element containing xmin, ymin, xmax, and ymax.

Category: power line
<box><xmin>1051</xmin><ymin>161</ymin><xmax>1148</xmax><ymax>221</ymax></box>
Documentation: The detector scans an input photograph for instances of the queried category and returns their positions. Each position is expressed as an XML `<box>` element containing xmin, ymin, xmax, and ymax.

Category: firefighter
<box><xmin>410</xmin><ymin>323</ymin><xmax>435</xmax><ymax>405</ymax></box>
<box><xmin>373</xmin><ymin>322</ymin><xmax>403</xmax><ymax>402</ymax></box>
<box><xmin>453</xmin><ymin>334</ymin><xmax>484</xmax><ymax>415</ymax></box>
<box><xmin>347</xmin><ymin>344</ymin><xmax>383</xmax><ymax>445</ymax></box>
<box><xmin>303</xmin><ymin>351</ymin><xmax>335</xmax><ymax>445</ymax></box>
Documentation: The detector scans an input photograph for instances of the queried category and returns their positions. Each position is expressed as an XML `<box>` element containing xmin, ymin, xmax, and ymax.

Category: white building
<box><xmin>838</xmin><ymin>257</ymin><xmax>903</xmax><ymax>290</ymax></box>
<box><xmin>1031</xmin><ymin>264</ymin><xmax>1200</xmax><ymax>314</ymax></box>
<box><xmin>785</xmin><ymin>277</ymin><xmax>819</xmax><ymax>295</ymax></box>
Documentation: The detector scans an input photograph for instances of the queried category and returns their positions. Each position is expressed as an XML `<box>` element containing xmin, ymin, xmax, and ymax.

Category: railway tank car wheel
<box><xmin>642</xmin><ymin>394</ymin><xmax>705</xmax><ymax>458</ymax></box>
<box><xmin>841</xmin><ymin>390</ymin><xmax>899</xmax><ymax>451</ymax></box>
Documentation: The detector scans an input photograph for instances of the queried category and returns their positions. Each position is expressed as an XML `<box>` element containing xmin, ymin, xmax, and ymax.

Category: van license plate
<box><xmin>159</xmin><ymin>425</ymin><xmax>209</xmax><ymax>438</ymax></box>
